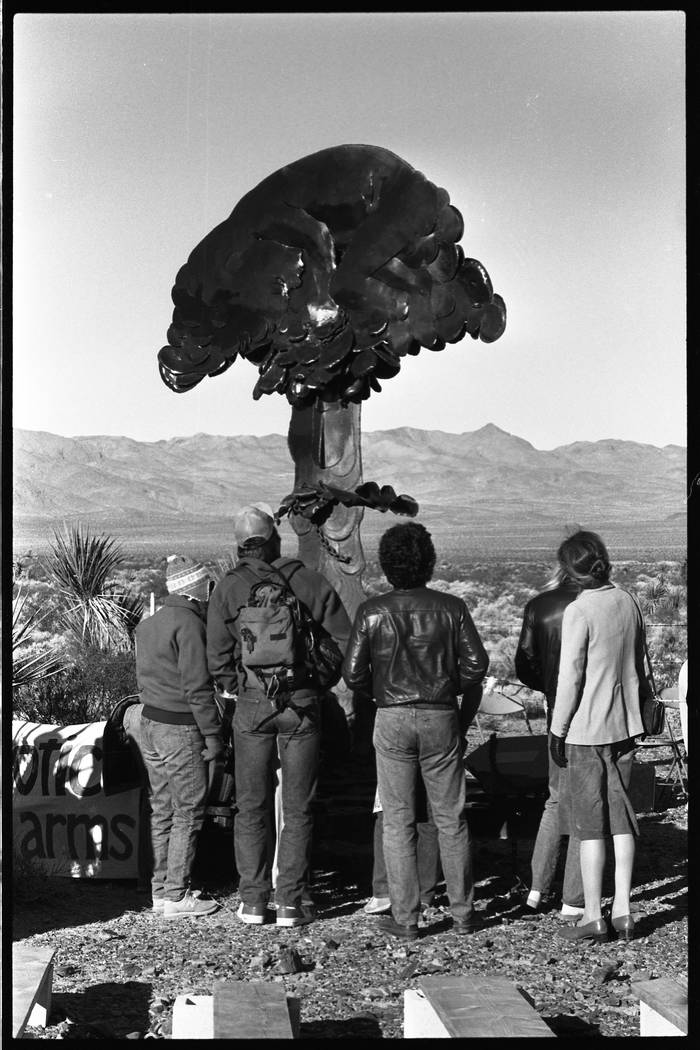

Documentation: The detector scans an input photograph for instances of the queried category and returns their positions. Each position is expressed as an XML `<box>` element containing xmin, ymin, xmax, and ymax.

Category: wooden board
<box><xmin>172</xmin><ymin>995</ymin><xmax>214</xmax><ymax>1039</ymax></box>
<box><xmin>635</xmin><ymin>977</ymin><xmax>688</xmax><ymax>1034</ymax></box>
<box><xmin>12</xmin><ymin>945</ymin><xmax>56</xmax><ymax>1038</ymax></box>
<box><xmin>213</xmin><ymin>981</ymin><xmax>294</xmax><ymax>1039</ymax></box>
<box><xmin>417</xmin><ymin>975</ymin><xmax>555</xmax><ymax>1039</ymax></box>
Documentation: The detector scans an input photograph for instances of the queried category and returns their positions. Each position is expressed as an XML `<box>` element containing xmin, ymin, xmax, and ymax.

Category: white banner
<box><xmin>12</xmin><ymin>720</ymin><xmax>141</xmax><ymax>878</ymax></box>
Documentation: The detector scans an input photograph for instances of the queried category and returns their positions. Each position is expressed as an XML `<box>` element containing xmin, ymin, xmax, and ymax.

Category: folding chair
<box><xmin>473</xmin><ymin>682</ymin><xmax>533</xmax><ymax>743</ymax></box>
<box><xmin>638</xmin><ymin>693</ymin><xmax>688</xmax><ymax>806</ymax></box>
<box><xmin>659</xmin><ymin>698</ymin><xmax>688</xmax><ymax>799</ymax></box>
<box><xmin>466</xmin><ymin>683</ymin><xmax>545</xmax><ymax>884</ymax></box>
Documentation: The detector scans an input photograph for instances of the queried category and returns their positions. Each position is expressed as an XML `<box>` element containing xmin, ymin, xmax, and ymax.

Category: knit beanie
<box><xmin>165</xmin><ymin>554</ymin><xmax>211</xmax><ymax>595</ymax></box>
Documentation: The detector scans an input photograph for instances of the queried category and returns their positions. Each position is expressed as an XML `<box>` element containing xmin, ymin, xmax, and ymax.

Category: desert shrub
<box><xmin>210</xmin><ymin>551</ymin><xmax>237</xmax><ymax>581</ymax></box>
<box><xmin>12</xmin><ymin>586</ymin><xmax>66</xmax><ymax>690</ymax></box>
<box><xmin>111</xmin><ymin>565</ymin><xmax>167</xmax><ymax>602</ymax></box>
<box><xmin>12</xmin><ymin>579</ymin><xmax>67</xmax><ymax>635</ymax></box>
<box><xmin>13</xmin><ymin>646</ymin><xmax>137</xmax><ymax>725</ymax></box>
<box><xmin>647</xmin><ymin>627</ymin><xmax>686</xmax><ymax>689</ymax></box>
<box><xmin>479</xmin><ymin>633</ymin><xmax>518</xmax><ymax>680</ymax></box>
<box><xmin>47</xmin><ymin>523</ymin><xmax>143</xmax><ymax>651</ymax></box>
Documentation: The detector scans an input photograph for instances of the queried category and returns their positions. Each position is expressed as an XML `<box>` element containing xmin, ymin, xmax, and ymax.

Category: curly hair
<box><xmin>557</xmin><ymin>530</ymin><xmax>611</xmax><ymax>589</ymax></box>
<box><xmin>379</xmin><ymin>522</ymin><xmax>436</xmax><ymax>589</ymax></box>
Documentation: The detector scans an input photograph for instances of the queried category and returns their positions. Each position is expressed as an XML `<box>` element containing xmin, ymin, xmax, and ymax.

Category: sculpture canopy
<box><xmin>158</xmin><ymin>143</ymin><xmax>506</xmax><ymax>408</ymax></box>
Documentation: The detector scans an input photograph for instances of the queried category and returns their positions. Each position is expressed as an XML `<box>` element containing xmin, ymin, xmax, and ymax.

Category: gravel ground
<box><xmin>13</xmin><ymin>718</ymin><xmax>687</xmax><ymax>1040</ymax></box>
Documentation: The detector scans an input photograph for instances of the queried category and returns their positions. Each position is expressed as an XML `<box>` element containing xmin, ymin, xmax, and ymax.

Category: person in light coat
<box><xmin>549</xmin><ymin>531</ymin><xmax>650</xmax><ymax>944</ymax></box>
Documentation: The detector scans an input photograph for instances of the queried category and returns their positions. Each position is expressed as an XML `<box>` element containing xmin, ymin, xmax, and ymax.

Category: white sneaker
<box><xmin>162</xmin><ymin>890</ymin><xmax>219</xmax><ymax>919</ymax></box>
<box><xmin>363</xmin><ymin>896</ymin><xmax>392</xmax><ymax>915</ymax></box>
<box><xmin>153</xmin><ymin>888</ymin><xmax>202</xmax><ymax>914</ymax></box>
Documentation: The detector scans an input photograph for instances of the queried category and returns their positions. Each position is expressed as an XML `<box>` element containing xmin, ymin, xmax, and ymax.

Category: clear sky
<box><xmin>12</xmin><ymin>11</ymin><xmax>686</xmax><ymax>450</ymax></box>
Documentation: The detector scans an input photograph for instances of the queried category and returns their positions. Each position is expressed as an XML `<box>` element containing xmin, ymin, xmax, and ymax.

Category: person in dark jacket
<box><xmin>514</xmin><ymin>567</ymin><xmax>584</xmax><ymax>919</ymax></box>
<box><xmin>207</xmin><ymin>502</ymin><xmax>351</xmax><ymax>929</ymax></box>
<box><xmin>134</xmin><ymin>554</ymin><xmax>224</xmax><ymax>919</ymax></box>
<box><xmin>343</xmin><ymin>522</ymin><xmax>489</xmax><ymax>940</ymax></box>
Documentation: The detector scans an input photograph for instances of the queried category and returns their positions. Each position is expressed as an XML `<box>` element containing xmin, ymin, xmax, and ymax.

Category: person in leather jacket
<box><xmin>514</xmin><ymin>568</ymin><xmax>584</xmax><ymax>918</ymax></box>
<box><xmin>343</xmin><ymin>522</ymin><xmax>489</xmax><ymax>939</ymax></box>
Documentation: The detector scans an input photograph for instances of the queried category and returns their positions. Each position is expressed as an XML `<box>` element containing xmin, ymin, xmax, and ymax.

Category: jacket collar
<box><xmin>163</xmin><ymin>593</ymin><xmax>207</xmax><ymax>620</ymax></box>
<box><xmin>236</xmin><ymin>554</ymin><xmax>274</xmax><ymax>573</ymax></box>
<box><xmin>236</xmin><ymin>555</ymin><xmax>299</xmax><ymax>573</ymax></box>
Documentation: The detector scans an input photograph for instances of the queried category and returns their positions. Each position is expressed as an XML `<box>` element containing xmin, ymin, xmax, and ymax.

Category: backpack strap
<box><xmin>221</xmin><ymin>563</ymin><xmax>276</xmax><ymax>694</ymax></box>
<box><xmin>222</xmin><ymin>563</ymin><xmax>268</xmax><ymax>627</ymax></box>
<box><xmin>269</xmin><ymin>558</ymin><xmax>305</xmax><ymax>593</ymax></box>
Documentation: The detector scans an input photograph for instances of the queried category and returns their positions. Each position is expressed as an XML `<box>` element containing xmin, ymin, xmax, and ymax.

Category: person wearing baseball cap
<box><xmin>135</xmin><ymin>554</ymin><xmax>224</xmax><ymax>919</ymax></box>
<box><xmin>207</xmin><ymin>502</ymin><xmax>351</xmax><ymax>928</ymax></box>
<box><xmin>233</xmin><ymin>502</ymin><xmax>277</xmax><ymax>549</ymax></box>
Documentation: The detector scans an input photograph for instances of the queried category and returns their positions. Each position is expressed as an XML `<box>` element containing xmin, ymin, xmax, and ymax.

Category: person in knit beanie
<box><xmin>165</xmin><ymin>554</ymin><xmax>212</xmax><ymax>600</ymax></box>
<box><xmin>134</xmin><ymin>553</ymin><xmax>224</xmax><ymax>919</ymax></box>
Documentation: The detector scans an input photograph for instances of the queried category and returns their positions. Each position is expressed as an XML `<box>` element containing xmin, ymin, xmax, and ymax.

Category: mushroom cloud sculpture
<box><xmin>158</xmin><ymin>144</ymin><xmax>506</xmax><ymax>615</ymax></box>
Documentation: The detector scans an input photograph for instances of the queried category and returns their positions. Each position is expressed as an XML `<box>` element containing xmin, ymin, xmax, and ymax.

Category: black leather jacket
<box><xmin>514</xmin><ymin>581</ymin><xmax>580</xmax><ymax>717</ymax></box>
<box><xmin>342</xmin><ymin>586</ymin><xmax>489</xmax><ymax>708</ymax></box>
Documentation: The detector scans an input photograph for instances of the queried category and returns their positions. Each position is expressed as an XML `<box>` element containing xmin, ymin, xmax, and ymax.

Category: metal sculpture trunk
<box><xmin>288</xmin><ymin>400</ymin><xmax>366</xmax><ymax>621</ymax></box>
<box><xmin>157</xmin><ymin>144</ymin><xmax>507</xmax><ymax>615</ymax></box>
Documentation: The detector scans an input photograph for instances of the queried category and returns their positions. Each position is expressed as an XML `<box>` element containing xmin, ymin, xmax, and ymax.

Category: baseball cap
<box><xmin>234</xmin><ymin>502</ymin><xmax>276</xmax><ymax>548</ymax></box>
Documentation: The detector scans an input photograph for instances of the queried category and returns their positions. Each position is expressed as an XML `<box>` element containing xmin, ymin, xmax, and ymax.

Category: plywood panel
<box><xmin>418</xmin><ymin>975</ymin><xmax>555</xmax><ymax>1039</ymax></box>
<box><xmin>635</xmin><ymin>977</ymin><xmax>688</xmax><ymax>1034</ymax></box>
<box><xmin>213</xmin><ymin>981</ymin><xmax>294</xmax><ymax>1039</ymax></box>
<box><xmin>12</xmin><ymin>945</ymin><xmax>56</xmax><ymax>1038</ymax></box>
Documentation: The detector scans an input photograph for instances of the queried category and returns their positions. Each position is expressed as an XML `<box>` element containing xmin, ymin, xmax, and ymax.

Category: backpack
<box><xmin>235</xmin><ymin>561</ymin><xmax>343</xmax><ymax>699</ymax></box>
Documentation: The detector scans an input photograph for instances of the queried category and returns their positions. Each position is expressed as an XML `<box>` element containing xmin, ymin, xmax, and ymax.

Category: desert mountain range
<box><xmin>13</xmin><ymin>425</ymin><xmax>685</xmax><ymax>546</ymax></box>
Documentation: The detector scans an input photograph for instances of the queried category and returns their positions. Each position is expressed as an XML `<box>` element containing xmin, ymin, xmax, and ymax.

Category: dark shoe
<box><xmin>557</xmin><ymin>918</ymin><xmax>610</xmax><ymax>943</ymax></box>
<box><xmin>376</xmin><ymin>915</ymin><xmax>420</xmax><ymax>941</ymax></box>
<box><xmin>237</xmin><ymin>902</ymin><xmax>269</xmax><ymax>925</ymax></box>
<box><xmin>611</xmin><ymin>914</ymin><xmax>636</xmax><ymax>941</ymax></box>
<box><xmin>452</xmin><ymin>912</ymin><xmax>486</xmax><ymax>935</ymax></box>
<box><xmin>507</xmin><ymin>902</ymin><xmax>542</xmax><ymax>920</ymax></box>
<box><xmin>276</xmin><ymin>903</ymin><xmax>315</xmax><ymax>927</ymax></box>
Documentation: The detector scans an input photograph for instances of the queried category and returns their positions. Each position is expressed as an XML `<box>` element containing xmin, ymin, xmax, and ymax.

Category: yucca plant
<box><xmin>638</xmin><ymin>577</ymin><xmax>669</xmax><ymax>618</ymax></box>
<box><xmin>12</xmin><ymin>588</ymin><xmax>66</xmax><ymax>689</ymax></box>
<box><xmin>47</xmin><ymin>523</ymin><xmax>143</xmax><ymax>652</ymax></box>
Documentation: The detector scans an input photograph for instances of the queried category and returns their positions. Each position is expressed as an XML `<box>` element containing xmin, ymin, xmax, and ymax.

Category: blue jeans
<box><xmin>233</xmin><ymin>695</ymin><xmax>320</xmax><ymax>908</ymax></box>
<box><xmin>139</xmin><ymin>718</ymin><xmax>209</xmax><ymax>902</ymax></box>
<box><xmin>372</xmin><ymin>810</ymin><xmax>442</xmax><ymax>902</ymax></box>
<box><xmin>374</xmin><ymin>706</ymin><xmax>473</xmax><ymax>927</ymax></box>
<box><xmin>529</xmin><ymin>744</ymin><xmax>583</xmax><ymax>907</ymax></box>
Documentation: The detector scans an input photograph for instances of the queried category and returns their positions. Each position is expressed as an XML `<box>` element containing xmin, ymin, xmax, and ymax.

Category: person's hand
<box><xmin>549</xmin><ymin>733</ymin><xmax>567</xmax><ymax>768</ymax></box>
<box><xmin>345</xmin><ymin>711</ymin><xmax>357</xmax><ymax>752</ymax></box>
<box><xmin>201</xmin><ymin>736</ymin><xmax>226</xmax><ymax>762</ymax></box>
